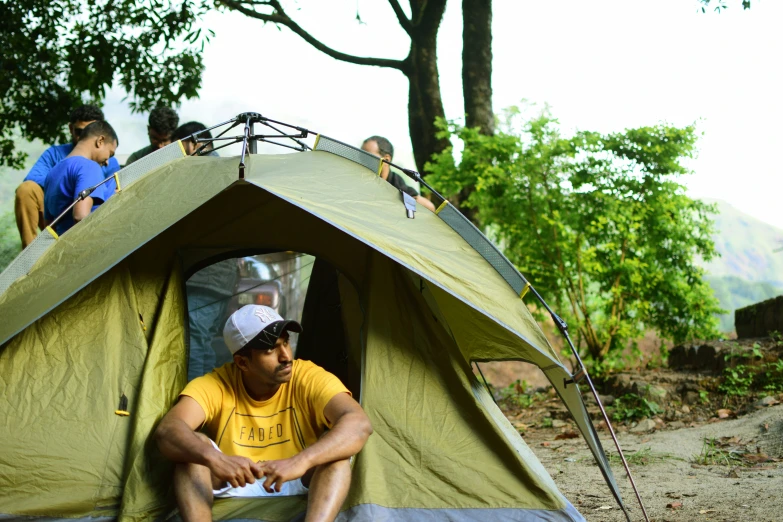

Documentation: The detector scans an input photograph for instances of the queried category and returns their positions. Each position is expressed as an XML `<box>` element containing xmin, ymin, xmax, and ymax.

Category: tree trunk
<box><xmin>222</xmin><ymin>0</ymin><xmax>451</xmax><ymax>176</ymax></box>
<box><xmin>406</xmin><ymin>34</ymin><xmax>450</xmax><ymax>175</ymax></box>
<box><xmin>462</xmin><ymin>0</ymin><xmax>494</xmax><ymax>135</ymax></box>
<box><xmin>454</xmin><ymin>0</ymin><xmax>493</xmax><ymax>221</ymax></box>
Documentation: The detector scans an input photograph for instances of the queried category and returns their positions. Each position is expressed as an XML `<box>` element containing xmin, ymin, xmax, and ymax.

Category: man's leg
<box><xmin>173</xmin><ymin>433</ymin><xmax>222</xmax><ymax>522</ymax></box>
<box><xmin>14</xmin><ymin>181</ymin><xmax>45</xmax><ymax>248</ymax></box>
<box><xmin>302</xmin><ymin>459</ymin><xmax>351</xmax><ymax>522</ymax></box>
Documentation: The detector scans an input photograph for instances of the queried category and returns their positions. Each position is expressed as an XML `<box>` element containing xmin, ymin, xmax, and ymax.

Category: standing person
<box><xmin>43</xmin><ymin>121</ymin><xmax>119</xmax><ymax>236</ymax></box>
<box><xmin>155</xmin><ymin>305</ymin><xmax>372</xmax><ymax>522</ymax></box>
<box><xmin>125</xmin><ymin>107</ymin><xmax>179</xmax><ymax>165</ymax></box>
<box><xmin>361</xmin><ymin>136</ymin><xmax>436</xmax><ymax>212</ymax></box>
<box><xmin>14</xmin><ymin>105</ymin><xmax>120</xmax><ymax>247</ymax></box>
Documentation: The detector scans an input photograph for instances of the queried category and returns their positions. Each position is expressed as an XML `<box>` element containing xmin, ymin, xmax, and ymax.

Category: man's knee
<box><xmin>304</xmin><ymin>459</ymin><xmax>351</xmax><ymax>488</ymax></box>
<box><xmin>15</xmin><ymin>181</ymin><xmax>43</xmax><ymax>202</ymax></box>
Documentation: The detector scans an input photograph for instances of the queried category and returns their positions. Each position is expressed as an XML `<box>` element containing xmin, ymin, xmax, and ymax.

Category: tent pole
<box><xmin>48</xmin><ymin>175</ymin><xmax>119</xmax><ymax>232</ymax></box>
<box><xmin>473</xmin><ymin>362</ymin><xmax>497</xmax><ymax>405</ymax></box>
<box><xmin>528</xmin><ymin>285</ymin><xmax>649</xmax><ymax>522</ymax></box>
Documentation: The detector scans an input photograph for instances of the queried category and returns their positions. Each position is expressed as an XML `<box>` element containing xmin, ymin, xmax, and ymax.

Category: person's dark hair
<box><xmin>79</xmin><ymin>120</ymin><xmax>119</xmax><ymax>145</ymax></box>
<box><xmin>148</xmin><ymin>107</ymin><xmax>179</xmax><ymax>136</ymax></box>
<box><xmin>363</xmin><ymin>135</ymin><xmax>394</xmax><ymax>159</ymax></box>
<box><xmin>233</xmin><ymin>330</ymin><xmax>290</xmax><ymax>360</ymax></box>
<box><xmin>70</xmin><ymin>105</ymin><xmax>104</xmax><ymax>124</ymax></box>
<box><xmin>172</xmin><ymin>121</ymin><xmax>212</xmax><ymax>143</ymax></box>
<box><xmin>234</xmin><ymin>345</ymin><xmax>253</xmax><ymax>360</ymax></box>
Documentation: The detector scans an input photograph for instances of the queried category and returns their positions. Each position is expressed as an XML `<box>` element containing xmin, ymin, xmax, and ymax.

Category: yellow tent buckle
<box><xmin>115</xmin><ymin>393</ymin><xmax>130</xmax><ymax>416</ymax></box>
<box><xmin>519</xmin><ymin>282</ymin><xmax>531</xmax><ymax>299</ymax></box>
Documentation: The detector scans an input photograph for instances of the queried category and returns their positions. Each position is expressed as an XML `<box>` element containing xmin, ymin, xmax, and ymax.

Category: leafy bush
<box><xmin>427</xmin><ymin>105</ymin><xmax>722</xmax><ymax>362</ymax></box>
<box><xmin>611</xmin><ymin>393</ymin><xmax>662</xmax><ymax>422</ymax></box>
<box><xmin>719</xmin><ymin>365</ymin><xmax>755</xmax><ymax>396</ymax></box>
<box><xmin>718</xmin><ymin>343</ymin><xmax>783</xmax><ymax>396</ymax></box>
<box><xmin>496</xmin><ymin>379</ymin><xmax>545</xmax><ymax>410</ymax></box>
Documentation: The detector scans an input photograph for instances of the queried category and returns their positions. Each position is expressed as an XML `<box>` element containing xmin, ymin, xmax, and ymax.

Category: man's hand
<box><xmin>258</xmin><ymin>455</ymin><xmax>312</xmax><ymax>493</ymax></box>
<box><xmin>206</xmin><ymin>451</ymin><xmax>263</xmax><ymax>489</ymax></box>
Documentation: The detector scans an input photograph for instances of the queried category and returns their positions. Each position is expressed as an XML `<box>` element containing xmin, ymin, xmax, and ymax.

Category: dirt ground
<box><xmin>487</xmin><ymin>337</ymin><xmax>783</xmax><ymax>521</ymax></box>
<box><xmin>524</xmin><ymin>404</ymin><xmax>783</xmax><ymax>522</ymax></box>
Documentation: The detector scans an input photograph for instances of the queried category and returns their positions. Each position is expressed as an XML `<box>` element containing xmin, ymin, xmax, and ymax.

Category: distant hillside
<box><xmin>698</xmin><ymin>199</ymin><xmax>783</xmax><ymax>333</ymax></box>
<box><xmin>706</xmin><ymin>275</ymin><xmax>783</xmax><ymax>332</ymax></box>
<box><xmin>702</xmin><ymin>199</ymin><xmax>783</xmax><ymax>287</ymax></box>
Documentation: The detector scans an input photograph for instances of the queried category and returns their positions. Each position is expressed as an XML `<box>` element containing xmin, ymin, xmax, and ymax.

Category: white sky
<box><xmin>104</xmin><ymin>0</ymin><xmax>783</xmax><ymax>228</ymax></box>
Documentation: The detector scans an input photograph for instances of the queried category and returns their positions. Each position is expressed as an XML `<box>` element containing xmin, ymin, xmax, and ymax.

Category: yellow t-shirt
<box><xmin>181</xmin><ymin>359</ymin><xmax>350</xmax><ymax>461</ymax></box>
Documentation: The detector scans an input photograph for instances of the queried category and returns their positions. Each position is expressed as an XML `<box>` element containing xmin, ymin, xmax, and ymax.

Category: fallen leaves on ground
<box><xmin>555</xmin><ymin>430</ymin><xmax>579</xmax><ymax>440</ymax></box>
<box><xmin>667</xmin><ymin>501</ymin><xmax>683</xmax><ymax>510</ymax></box>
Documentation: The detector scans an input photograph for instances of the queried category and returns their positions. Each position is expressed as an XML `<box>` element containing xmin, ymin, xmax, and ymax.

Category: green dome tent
<box><xmin>0</xmin><ymin>114</ymin><xmax>636</xmax><ymax>522</ymax></box>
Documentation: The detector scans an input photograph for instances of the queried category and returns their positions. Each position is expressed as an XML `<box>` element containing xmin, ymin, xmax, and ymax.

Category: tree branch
<box><xmin>388</xmin><ymin>0</ymin><xmax>414</xmax><ymax>36</ymax></box>
<box><xmin>223</xmin><ymin>0</ymin><xmax>407</xmax><ymax>71</ymax></box>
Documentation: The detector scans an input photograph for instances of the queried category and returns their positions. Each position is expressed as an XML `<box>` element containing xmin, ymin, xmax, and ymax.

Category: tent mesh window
<box><xmin>185</xmin><ymin>253</ymin><xmax>316</xmax><ymax>382</ymax></box>
<box><xmin>118</xmin><ymin>141</ymin><xmax>186</xmax><ymax>189</ymax></box>
<box><xmin>437</xmin><ymin>203</ymin><xmax>527</xmax><ymax>296</ymax></box>
<box><xmin>0</xmin><ymin>230</ymin><xmax>57</xmax><ymax>295</ymax></box>
<box><xmin>314</xmin><ymin>135</ymin><xmax>381</xmax><ymax>175</ymax></box>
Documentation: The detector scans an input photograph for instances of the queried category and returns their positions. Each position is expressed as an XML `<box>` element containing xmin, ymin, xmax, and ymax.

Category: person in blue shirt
<box><xmin>43</xmin><ymin>121</ymin><xmax>119</xmax><ymax>237</ymax></box>
<box><xmin>14</xmin><ymin>105</ymin><xmax>121</xmax><ymax>247</ymax></box>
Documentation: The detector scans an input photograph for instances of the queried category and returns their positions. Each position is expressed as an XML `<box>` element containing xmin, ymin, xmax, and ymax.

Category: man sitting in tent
<box><xmin>14</xmin><ymin>104</ymin><xmax>120</xmax><ymax>247</ymax></box>
<box><xmin>361</xmin><ymin>135</ymin><xmax>436</xmax><ymax>212</ymax></box>
<box><xmin>156</xmin><ymin>305</ymin><xmax>372</xmax><ymax>522</ymax></box>
<box><xmin>43</xmin><ymin>121</ymin><xmax>119</xmax><ymax>236</ymax></box>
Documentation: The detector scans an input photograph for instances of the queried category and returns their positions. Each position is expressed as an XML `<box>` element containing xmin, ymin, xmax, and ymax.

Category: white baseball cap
<box><xmin>223</xmin><ymin>305</ymin><xmax>303</xmax><ymax>354</ymax></box>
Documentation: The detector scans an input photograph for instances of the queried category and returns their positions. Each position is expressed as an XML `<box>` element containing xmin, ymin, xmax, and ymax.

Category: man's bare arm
<box><xmin>155</xmin><ymin>396</ymin><xmax>211</xmax><ymax>464</ymax></box>
<box><xmin>258</xmin><ymin>393</ymin><xmax>372</xmax><ymax>492</ymax></box>
<box><xmin>72</xmin><ymin>196</ymin><xmax>93</xmax><ymax>224</ymax></box>
<box><xmin>416</xmin><ymin>195</ymin><xmax>436</xmax><ymax>212</ymax></box>
<box><xmin>155</xmin><ymin>396</ymin><xmax>262</xmax><ymax>488</ymax></box>
<box><xmin>302</xmin><ymin>392</ymin><xmax>373</xmax><ymax>467</ymax></box>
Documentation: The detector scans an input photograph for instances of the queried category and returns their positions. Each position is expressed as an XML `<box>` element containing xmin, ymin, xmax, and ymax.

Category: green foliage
<box><xmin>496</xmin><ymin>379</ymin><xmax>545</xmax><ymax>410</ymax></box>
<box><xmin>427</xmin><ymin>106</ymin><xmax>723</xmax><ymax>359</ymax></box>
<box><xmin>718</xmin><ymin>343</ymin><xmax>783</xmax><ymax>396</ymax></box>
<box><xmin>719</xmin><ymin>361</ymin><xmax>783</xmax><ymax>396</ymax></box>
<box><xmin>719</xmin><ymin>365</ymin><xmax>756</xmax><ymax>396</ymax></box>
<box><xmin>1</xmin><ymin>0</ymin><xmax>212</xmax><ymax>167</ymax></box>
<box><xmin>0</xmin><ymin>212</ymin><xmax>22</xmax><ymax>272</ymax></box>
<box><xmin>611</xmin><ymin>393</ymin><xmax>662</xmax><ymax>422</ymax></box>
<box><xmin>692</xmin><ymin>437</ymin><xmax>742</xmax><ymax>466</ymax></box>
<box><xmin>604</xmin><ymin>447</ymin><xmax>677</xmax><ymax>466</ymax></box>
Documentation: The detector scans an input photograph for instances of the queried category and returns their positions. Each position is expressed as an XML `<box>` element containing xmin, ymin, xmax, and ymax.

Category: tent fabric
<box><xmin>339</xmin><ymin>254</ymin><xmax>581</xmax><ymax>520</ymax></box>
<box><xmin>0</xmin><ymin>262</ymin><xmax>185</xmax><ymax>521</ymax></box>
<box><xmin>0</xmin><ymin>150</ymin><xmax>603</xmax><ymax>521</ymax></box>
